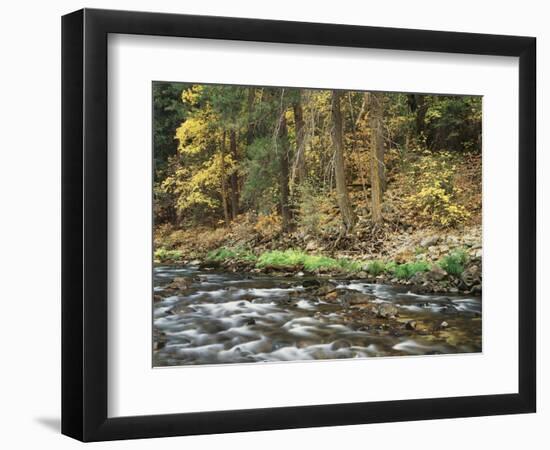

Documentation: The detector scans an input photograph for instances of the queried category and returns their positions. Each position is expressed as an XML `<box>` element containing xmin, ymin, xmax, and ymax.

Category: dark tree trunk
<box><xmin>220</xmin><ymin>131</ymin><xmax>230</xmax><ymax>226</ymax></box>
<box><xmin>331</xmin><ymin>90</ymin><xmax>356</xmax><ymax>232</ymax></box>
<box><xmin>278</xmin><ymin>113</ymin><xmax>292</xmax><ymax>233</ymax></box>
<box><xmin>293</xmin><ymin>90</ymin><xmax>306</xmax><ymax>184</ymax></box>
<box><xmin>246</xmin><ymin>87</ymin><xmax>256</xmax><ymax>146</ymax></box>
<box><xmin>414</xmin><ymin>94</ymin><xmax>427</xmax><ymax>139</ymax></box>
<box><xmin>229</xmin><ymin>130</ymin><xmax>239</xmax><ymax>219</ymax></box>
<box><xmin>368</xmin><ymin>92</ymin><xmax>385</xmax><ymax>224</ymax></box>
<box><xmin>407</xmin><ymin>94</ymin><xmax>428</xmax><ymax>146</ymax></box>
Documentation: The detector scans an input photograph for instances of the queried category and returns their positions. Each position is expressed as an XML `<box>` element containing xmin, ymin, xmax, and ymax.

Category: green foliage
<box><xmin>390</xmin><ymin>261</ymin><xmax>431</xmax><ymax>280</ymax></box>
<box><xmin>424</xmin><ymin>95</ymin><xmax>482</xmax><ymax>152</ymax></box>
<box><xmin>241</xmin><ymin>137</ymin><xmax>280</xmax><ymax>213</ymax></box>
<box><xmin>439</xmin><ymin>249</ymin><xmax>468</xmax><ymax>276</ymax></box>
<box><xmin>335</xmin><ymin>259</ymin><xmax>363</xmax><ymax>273</ymax></box>
<box><xmin>256</xmin><ymin>250</ymin><xmax>360</xmax><ymax>273</ymax></box>
<box><xmin>154</xmin><ymin>247</ymin><xmax>183</xmax><ymax>263</ymax></box>
<box><xmin>366</xmin><ymin>260</ymin><xmax>386</xmax><ymax>276</ymax></box>
<box><xmin>295</xmin><ymin>183</ymin><xmax>332</xmax><ymax>237</ymax></box>
<box><xmin>153</xmin><ymin>82</ymin><xmax>190</xmax><ymax>181</ymax></box>
<box><xmin>207</xmin><ymin>246</ymin><xmax>257</xmax><ymax>262</ymax></box>
<box><xmin>256</xmin><ymin>250</ymin><xmax>304</xmax><ymax>268</ymax></box>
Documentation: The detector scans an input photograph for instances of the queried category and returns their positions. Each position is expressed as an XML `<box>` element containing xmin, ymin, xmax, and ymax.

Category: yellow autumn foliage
<box><xmin>405</xmin><ymin>151</ymin><xmax>470</xmax><ymax>227</ymax></box>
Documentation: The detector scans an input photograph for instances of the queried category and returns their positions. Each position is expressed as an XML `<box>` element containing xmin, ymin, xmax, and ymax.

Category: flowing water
<box><xmin>153</xmin><ymin>264</ymin><xmax>481</xmax><ymax>366</ymax></box>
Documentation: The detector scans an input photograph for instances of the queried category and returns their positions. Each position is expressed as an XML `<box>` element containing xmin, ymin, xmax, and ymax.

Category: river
<box><xmin>153</xmin><ymin>264</ymin><xmax>481</xmax><ymax>366</ymax></box>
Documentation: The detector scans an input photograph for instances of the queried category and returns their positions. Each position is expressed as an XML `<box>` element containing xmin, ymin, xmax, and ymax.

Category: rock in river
<box><xmin>331</xmin><ymin>339</ymin><xmax>352</xmax><ymax>350</ymax></box>
<box><xmin>167</xmin><ymin>276</ymin><xmax>194</xmax><ymax>291</ymax></box>
<box><xmin>375</xmin><ymin>303</ymin><xmax>399</xmax><ymax>319</ymax></box>
<box><xmin>344</xmin><ymin>292</ymin><xmax>375</xmax><ymax>305</ymax></box>
<box><xmin>302</xmin><ymin>279</ymin><xmax>321</xmax><ymax>289</ymax></box>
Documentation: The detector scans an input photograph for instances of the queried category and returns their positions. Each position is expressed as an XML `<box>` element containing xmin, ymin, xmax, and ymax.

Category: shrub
<box><xmin>439</xmin><ymin>249</ymin><xmax>468</xmax><ymax>276</ymax></box>
<box><xmin>154</xmin><ymin>247</ymin><xmax>183</xmax><ymax>263</ymax></box>
<box><xmin>367</xmin><ymin>260</ymin><xmax>386</xmax><ymax>276</ymax></box>
<box><xmin>256</xmin><ymin>250</ymin><xmax>305</xmax><ymax>268</ymax></box>
<box><xmin>197</xmin><ymin>227</ymin><xmax>228</xmax><ymax>251</ymax></box>
<box><xmin>404</xmin><ymin>151</ymin><xmax>471</xmax><ymax>227</ymax></box>
<box><xmin>333</xmin><ymin>258</ymin><xmax>362</xmax><ymax>273</ymax></box>
<box><xmin>391</xmin><ymin>261</ymin><xmax>431</xmax><ymax>280</ymax></box>
<box><xmin>296</xmin><ymin>183</ymin><xmax>331</xmax><ymax>237</ymax></box>
<box><xmin>253</xmin><ymin>213</ymin><xmax>282</xmax><ymax>238</ymax></box>
<box><xmin>256</xmin><ymin>250</ymin><xmax>360</xmax><ymax>273</ymax></box>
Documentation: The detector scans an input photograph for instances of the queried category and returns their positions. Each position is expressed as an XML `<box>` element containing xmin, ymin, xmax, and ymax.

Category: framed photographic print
<box><xmin>61</xmin><ymin>8</ymin><xmax>536</xmax><ymax>441</ymax></box>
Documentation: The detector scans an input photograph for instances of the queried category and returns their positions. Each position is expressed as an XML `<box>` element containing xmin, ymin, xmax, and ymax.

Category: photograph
<box><xmin>152</xmin><ymin>83</ymin><xmax>483</xmax><ymax>366</ymax></box>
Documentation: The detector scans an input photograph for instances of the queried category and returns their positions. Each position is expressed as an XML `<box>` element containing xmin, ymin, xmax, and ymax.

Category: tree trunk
<box><xmin>246</xmin><ymin>87</ymin><xmax>256</xmax><ymax>146</ymax></box>
<box><xmin>414</xmin><ymin>94</ymin><xmax>427</xmax><ymax>141</ymax></box>
<box><xmin>368</xmin><ymin>92</ymin><xmax>384</xmax><ymax>224</ymax></box>
<box><xmin>278</xmin><ymin>113</ymin><xmax>292</xmax><ymax>232</ymax></box>
<box><xmin>331</xmin><ymin>90</ymin><xmax>356</xmax><ymax>232</ymax></box>
<box><xmin>348</xmin><ymin>92</ymin><xmax>369</xmax><ymax>208</ymax></box>
<box><xmin>407</xmin><ymin>94</ymin><xmax>427</xmax><ymax>146</ymax></box>
<box><xmin>229</xmin><ymin>130</ymin><xmax>239</xmax><ymax>219</ymax></box>
<box><xmin>220</xmin><ymin>131</ymin><xmax>230</xmax><ymax>226</ymax></box>
<box><xmin>293</xmin><ymin>90</ymin><xmax>306</xmax><ymax>184</ymax></box>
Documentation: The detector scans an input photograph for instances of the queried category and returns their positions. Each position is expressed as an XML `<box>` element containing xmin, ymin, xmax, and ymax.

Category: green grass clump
<box><xmin>207</xmin><ymin>247</ymin><xmax>257</xmax><ymax>262</ymax></box>
<box><xmin>365</xmin><ymin>260</ymin><xmax>385</xmax><ymax>276</ymax></box>
<box><xmin>391</xmin><ymin>261</ymin><xmax>431</xmax><ymax>280</ymax></box>
<box><xmin>154</xmin><ymin>247</ymin><xmax>183</xmax><ymax>262</ymax></box>
<box><xmin>256</xmin><ymin>249</ymin><xmax>360</xmax><ymax>273</ymax></box>
<box><xmin>256</xmin><ymin>249</ymin><xmax>305</xmax><ymax>267</ymax></box>
<box><xmin>336</xmin><ymin>259</ymin><xmax>362</xmax><ymax>273</ymax></box>
<box><xmin>439</xmin><ymin>249</ymin><xmax>468</xmax><ymax>276</ymax></box>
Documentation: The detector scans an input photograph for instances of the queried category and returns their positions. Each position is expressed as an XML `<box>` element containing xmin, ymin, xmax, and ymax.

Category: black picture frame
<box><xmin>62</xmin><ymin>8</ymin><xmax>536</xmax><ymax>442</ymax></box>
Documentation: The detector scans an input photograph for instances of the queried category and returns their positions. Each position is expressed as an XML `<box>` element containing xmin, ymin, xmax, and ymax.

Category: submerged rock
<box><xmin>375</xmin><ymin>303</ymin><xmax>399</xmax><ymax>319</ymax></box>
<box><xmin>153</xmin><ymin>329</ymin><xmax>167</xmax><ymax>351</ymax></box>
<box><xmin>200</xmin><ymin>260</ymin><xmax>221</xmax><ymax>269</ymax></box>
<box><xmin>169</xmin><ymin>276</ymin><xmax>194</xmax><ymax>290</ymax></box>
<box><xmin>316</xmin><ymin>283</ymin><xmax>338</xmax><ymax>296</ymax></box>
<box><xmin>344</xmin><ymin>292</ymin><xmax>375</xmax><ymax>305</ymax></box>
<box><xmin>302</xmin><ymin>279</ymin><xmax>321</xmax><ymax>289</ymax></box>
<box><xmin>331</xmin><ymin>339</ymin><xmax>352</xmax><ymax>350</ymax></box>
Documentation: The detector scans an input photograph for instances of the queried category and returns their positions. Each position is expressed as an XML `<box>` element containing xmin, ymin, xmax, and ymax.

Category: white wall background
<box><xmin>0</xmin><ymin>0</ymin><xmax>546</xmax><ymax>448</ymax></box>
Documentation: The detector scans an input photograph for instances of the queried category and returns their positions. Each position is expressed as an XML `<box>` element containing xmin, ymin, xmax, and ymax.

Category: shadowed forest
<box><xmin>152</xmin><ymin>83</ymin><xmax>482</xmax><ymax>366</ymax></box>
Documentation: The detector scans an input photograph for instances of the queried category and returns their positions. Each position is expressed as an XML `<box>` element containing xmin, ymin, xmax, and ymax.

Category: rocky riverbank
<box><xmin>155</xmin><ymin>222</ymin><xmax>482</xmax><ymax>295</ymax></box>
<box><xmin>196</xmin><ymin>255</ymin><xmax>481</xmax><ymax>296</ymax></box>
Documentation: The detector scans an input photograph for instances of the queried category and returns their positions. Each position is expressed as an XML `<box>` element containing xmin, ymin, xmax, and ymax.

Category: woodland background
<box><xmin>154</xmin><ymin>83</ymin><xmax>482</xmax><ymax>290</ymax></box>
